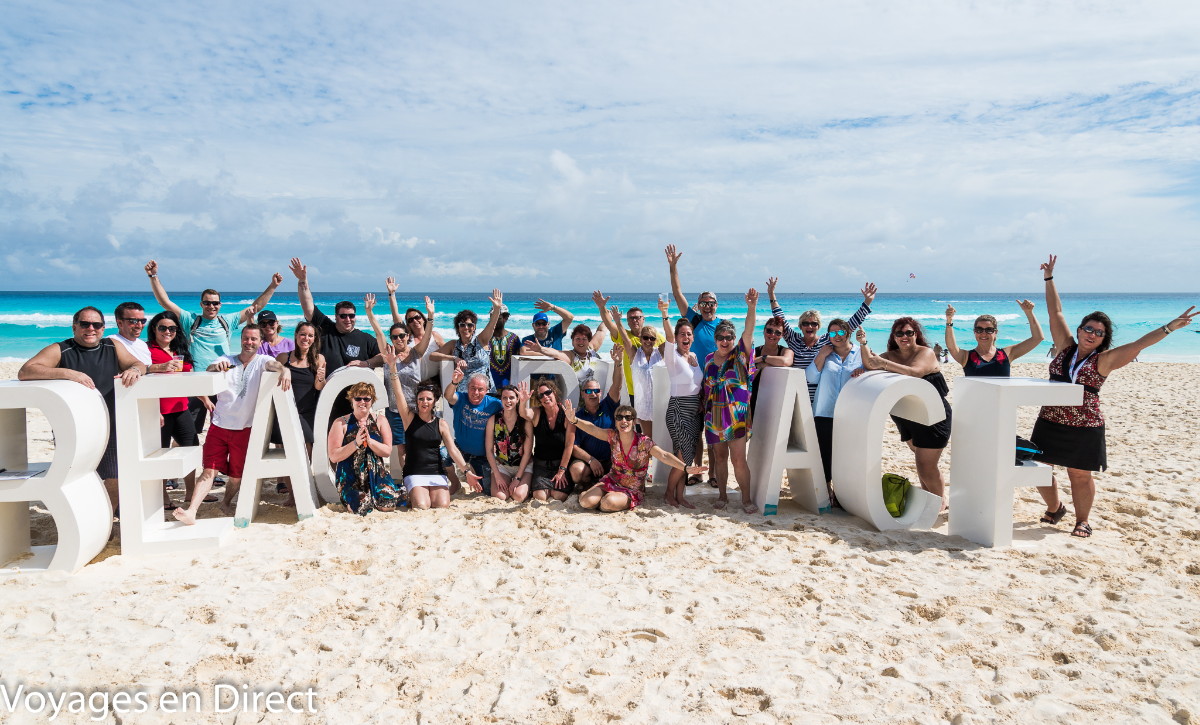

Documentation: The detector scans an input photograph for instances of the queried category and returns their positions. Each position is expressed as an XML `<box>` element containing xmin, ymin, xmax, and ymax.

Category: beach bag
<box><xmin>1015</xmin><ymin>436</ymin><xmax>1041</xmax><ymax>464</ymax></box>
<box><xmin>881</xmin><ymin>473</ymin><xmax>911</xmax><ymax>518</ymax></box>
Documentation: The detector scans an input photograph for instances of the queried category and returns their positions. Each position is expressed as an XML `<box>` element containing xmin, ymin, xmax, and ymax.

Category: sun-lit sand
<box><xmin>1</xmin><ymin>360</ymin><xmax>1198</xmax><ymax>723</ymax></box>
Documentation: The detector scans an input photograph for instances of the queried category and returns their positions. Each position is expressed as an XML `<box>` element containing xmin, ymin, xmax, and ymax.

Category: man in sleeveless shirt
<box><xmin>19</xmin><ymin>306</ymin><xmax>148</xmax><ymax>515</ymax></box>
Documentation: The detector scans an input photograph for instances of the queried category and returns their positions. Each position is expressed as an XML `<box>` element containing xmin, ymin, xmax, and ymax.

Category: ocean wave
<box><xmin>869</xmin><ymin>313</ymin><xmax>1021</xmax><ymax>323</ymax></box>
<box><xmin>0</xmin><ymin>313</ymin><xmax>76</xmax><ymax>327</ymax></box>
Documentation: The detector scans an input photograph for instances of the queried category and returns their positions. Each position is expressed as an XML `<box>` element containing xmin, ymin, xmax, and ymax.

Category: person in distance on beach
<box><xmin>767</xmin><ymin>275</ymin><xmax>876</xmax><ymax>405</ymax></box>
<box><xmin>656</xmin><ymin>297</ymin><xmax>704</xmax><ymax>508</ymax></box>
<box><xmin>1031</xmin><ymin>254</ymin><xmax>1198</xmax><ymax>539</ymax></box>
<box><xmin>520</xmin><ymin>299</ymin><xmax>576</xmax><ymax>351</ymax></box>
<box><xmin>393</xmin><ymin>370</ymin><xmax>483</xmax><ymax>510</ymax></box>
<box><xmin>174</xmin><ymin>325</ymin><xmax>291</xmax><ymax>524</ymax></box>
<box><xmin>944</xmin><ymin>300</ymin><xmax>1044</xmax><ymax>376</ymax></box>
<box><xmin>521</xmin><ymin>378</ymin><xmax>576</xmax><ymax>502</ymax></box>
<box><xmin>485</xmin><ymin>384</ymin><xmax>534</xmax><ymax>502</ymax></box>
<box><xmin>565</xmin><ymin>401</ymin><xmax>707</xmax><ymax>512</ymax></box>
<box><xmin>566</xmin><ymin>345</ymin><xmax>624</xmax><ymax>493</ymax></box>
<box><xmin>145</xmin><ymin>260</ymin><xmax>283</xmax><ymax>434</ymax></box>
<box><xmin>328</xmin><ymin>381</ymin><xmax>399</xmax><ymax>515</ymax></box>
<box><xmin>856</xmin><ymin>319</ymin><xmax>951</xmax><ymax>510</ymax></box>
<box><xmin>806</xmin><ymin>319</ymin><xmax>862</xmax><ymax>509</ymax></box>
<box><xmin>108</xmin><ymin>301</ymin><xmax>151</xmax><ymax>365</ymax></box>
<box><xmin>701</xmin><ymin>289</ymin><xmax>760</xmax><ymax>514</ymax></box>
<box><xmin>19</xmin><ymin>306</ymin><xmax>147</xmax><ymax>515</ymax></box>
<box><xmin>431</xmin><ymin>289</ymin><xmax>504</xmax><ymax>395</ymax></box>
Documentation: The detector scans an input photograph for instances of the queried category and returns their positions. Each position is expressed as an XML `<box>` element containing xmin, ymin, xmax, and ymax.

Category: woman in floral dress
<box><xmin>701</xmin><ymin>288</ymin><xmax>759</xmax><ymax>513</ymax></box>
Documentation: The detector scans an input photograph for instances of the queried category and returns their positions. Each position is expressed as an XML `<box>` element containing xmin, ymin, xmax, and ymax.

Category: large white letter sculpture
<box><xmin>115</xmin><ymin>372</ymin><xmax>230</xmax><ymax>556</ymax></box>
<box><xmin>511</xmin><ymin>356</ymin><xmax>612</xmax><ymax>412</ymax></box>
<box><xmin>312</xmin><ymin>367</ymin><xmax>388</xmax><ymax>503</ymax></box>
<box><xmin>234</xmin><ymin>371</ymin><xmax>319</xmax><ymax>528</ymax></box>
<box><xmin>747</xmin><ymin>367</ymin><xmax>828</xmax><ymax>516</ymax></box>
<box><xmin>948</xmin><ymin>377</ymin><xmax>1082</xmax><ymax>547</ymax></box>
<box><xmin>649</xmin><ymin>365</ymin><xmax>672</xmax><ymax>486</ymax></box>
<box><xmin>0</xmin><ymin>381</ymin><xmax>111</xmax><ymax>573</ymax></box>
<box><xmin>832</xmin><ymin>371</ymin><xmax>944</xmax><ymax>531</ymax></box>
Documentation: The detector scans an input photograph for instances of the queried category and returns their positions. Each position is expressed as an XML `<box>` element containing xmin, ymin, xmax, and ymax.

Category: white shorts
<box><xmin>404</xmin><ymin>475</ymin><xmax>450</xmax><ymax>492</ymax></box>
<box><xmin>495</xmin><ymin>463</ymin><xmax>530</xmax><ymax>479</ymax></box>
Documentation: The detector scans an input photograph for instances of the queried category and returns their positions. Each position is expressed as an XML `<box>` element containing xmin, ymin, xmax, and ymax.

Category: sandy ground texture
<box><xmin>0</xmin><ymin>360</ymin><xmax>1198</xmax><ymax>724</ymax></box>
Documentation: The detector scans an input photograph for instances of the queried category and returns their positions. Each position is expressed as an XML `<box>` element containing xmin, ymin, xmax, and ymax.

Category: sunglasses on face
<box><xmin>121</xmin><ymin>317</ymin><xmax>147</xmax><ymax>325</ymax></box>
<box><xmin>615</xmin><ymin>414</ymin><xmax>635</xmax><ymax>421</ymax></box>
<box><xmin>764</xmin><ymin>329</ymin><xmax>782</xmax><ymax>336</ymax></box>
<box><xmin>337</xmin><ymin>313</ymin><xmax>356</xmax><ymax>320</ymax></box>
<box><xmin>583</xmin><ymin>388</ymin><xmax>602</xmax><ymax>394</ymax></box>
<box><xmin>390</xmin><ymin>333</ymin><xmax>408</xmax><ymax>340</ymax></box>
<box><xmin>457</xmin><ymin>322</ymin><xmax>476</xmax><ymax>329</ymax></box>
<box><xmin>260</xmin><ymin>320</ymin><xmax>278</xmax><ymax>326</ymax></box>
<box><xmin>628</xmin><ymin>315</ymin><xmax>644</xmax><ymax>321</ymax></box>
<box><xmin>894</xmin><ymin>330</ymin><xmax>917</xmax><ymax>338</ymax></box>
<box><xmin>698</xmin><ymin>301</ymin><xmax>716</xmax><ymax>307</ymax></box>
<box><xmin>715</xmin><ymin>335</ymin><xmax>735</xmax><ymax>342</ymax></box>
<box><xmin>76</xmin><ymin>321</ymin><xmax>104</xmax><ymax>330</ymax></box>
<box><xmin>800</xmin><ymin>322</ymin><xmax>820</xmax><ymax>328</ymax></box>
<box><xmin>538</xmin><ymin>390</ymin><xmax>555</xmax><ymax>398</ymax></box>
<box><xmin>829</xmin><ymin>329</ymin><xmax>847</xmax><ymax>337</ymax></box>
<box><xmin>974</xmin><ymin>327</ymin><xmax>997</xmax><ymax>334</ymax></box>
<box><xmin>533</xmin><ymin>321</ymin><xmax>549</xmax><ymax>326</ymax></box>
<box><xmin>353</xmin><ymin>396</ymin><xmax>373</xmax><ymax>403</ymax></box>
<box><xmin>201</xmin><ymin>300</ymin><xmax>221</xmax><ymax>307</ymax></box>
<box><xmin>406</xmin><ymin>316</ymin><xmax>423</xmax><ymax>324</ymax></box>
<box><xmin>641</xmin><ymin>335</ymin><xmax>657</xmax><ymax>341</ymax></box>
<box><xmin>1080</xmin><ymin>325</ymin><xmax>1106</xmax><ymax>337</ymax></box>
<box><xmin>156</xmin><ymin>324</ymin><xmax>178</xmax><ymax>333</ymax></box>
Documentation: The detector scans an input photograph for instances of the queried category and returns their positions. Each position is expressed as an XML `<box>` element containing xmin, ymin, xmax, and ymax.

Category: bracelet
<box><xmin>148</xmin><ymin>274</ymin><xmax>157</xmax><ymax>278</ymax></box>
<box><xmin>946</xmin><ymin>323</ymin><xmax>953</xmax><ymax>328</ymax></box>
<box><xmin>558</xmin><ymin>466</ymin><xmax>567</xmax><ymax>471</ymax></box>
<box><xmin>1161</xmin><ymin>325</ymin><xmax>1173</xmax><ymax>335</ymax></box>
<box><xmin>1044</xmin><ymin>276</ymin><xmax>1053</xmax><ymax>281</ymax></box>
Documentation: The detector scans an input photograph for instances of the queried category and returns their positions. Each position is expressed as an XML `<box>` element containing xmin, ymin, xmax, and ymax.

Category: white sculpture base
<box><xmin>747</xmin><ymin>367</ymin><xmax>828</xmax><ymax>516</ymax></box>
<box><xmin>235</xmin><ymin>371</ymin><xmax>319</xmax><ymax>527</ymax></box>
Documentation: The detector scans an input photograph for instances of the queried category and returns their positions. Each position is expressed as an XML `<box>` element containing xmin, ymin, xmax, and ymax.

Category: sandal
<box><xmin>686</xmin><ymin>474</ymin><xmax>701</xmax><ymax>487</ymax></box>
<box><xmin>203</xmin><ymin>494</ymin><xmax>219</xmax><ymax>504</ymax></box>
<box><xmin>1040</xmin><ymin>503</ymin><xmax>1067</xmax><ymax>525</ymax></box>
<box><xmin>1071</xmin><ymin>521</ymin><xmax>1092</xmax><ymax>538</ymax></box>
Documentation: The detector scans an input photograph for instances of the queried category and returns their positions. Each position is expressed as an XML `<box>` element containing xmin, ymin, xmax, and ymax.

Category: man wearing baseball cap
<box><xmin>255</xmin><ymin>309</ymin><xmax>294</xmax><ymax>357</ymax></box>
<box><xmin>519</xmin><ymin>298</ymin><xmax>575</xmax><ymax>351</ymax></box>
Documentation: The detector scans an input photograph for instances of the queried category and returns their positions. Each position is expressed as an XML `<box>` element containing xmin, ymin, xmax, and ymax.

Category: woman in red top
<box><xmin>1033</xmin><ymin>255</ymin><xmax>1197</xmax><ymax>538</ymax></box>
<box><xmin>147</xmin><ymin>310</ymin><xmax>196</xmax><ymax>509</ymax></box>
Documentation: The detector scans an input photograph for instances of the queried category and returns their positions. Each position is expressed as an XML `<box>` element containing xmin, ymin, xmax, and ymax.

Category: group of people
<box><xmin>15</xmin><ymin>251</ymin><xmax>1197</xmax><ymax>539</ymax></box>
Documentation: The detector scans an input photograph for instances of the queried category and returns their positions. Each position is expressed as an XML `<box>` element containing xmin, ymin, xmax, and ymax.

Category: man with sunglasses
<box><xmin>107</xmin><ymin>301</ymin><xmax>152</xmax><ymax>366</ymax></box>
<box><xmin>254</xmin><ymin>309</ymin><xmax>295</xmax><ymax>358</ymax></box>
<box><xmin>567</xmin><ymin>354</ymin><xmax>624</xmax><ymax>489</ymax></box>
<box><xmin>19</xmin><ymin>306</ymin><xmax>148</xmax><ymax>515</ymax></box>
<box><xmin>767</xmin><ymin>275</ymin><xmax>877</xmax><ymax>404</ymax></box>
<box><xmin>519</xmin><ymin>298</ymin><xmax>575</xmax><ymax>351</ymax></box>
<box><xmin>289</xmin><ymin>257</ymin><xmax>380</xmax><ymax>372</ymax></box>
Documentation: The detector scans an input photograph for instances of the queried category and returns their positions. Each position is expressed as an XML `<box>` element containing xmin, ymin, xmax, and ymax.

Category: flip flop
<box><xmin>203</xmin><ymin>494</ymin><xmax>219</xmax><ymax>504</ymax></box>
<box><xmin>686</xmin><ymin>474</ymin><xmax>701</xmax><ymax>487</ymax></box>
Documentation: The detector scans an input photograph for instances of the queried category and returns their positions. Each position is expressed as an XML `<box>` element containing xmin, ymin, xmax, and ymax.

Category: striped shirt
<box><xmin>771</xmin><ymin>302</ymin><xmax>871</xmax><ymax>403</ymax></box>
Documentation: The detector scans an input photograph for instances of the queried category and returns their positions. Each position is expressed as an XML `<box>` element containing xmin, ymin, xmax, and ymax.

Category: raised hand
<box><xmin>855</xmin><ymin>328</ymin><xmax>868</xmax><ymax>346</ymax></box>
<box><xmin>451</xmin><ymin>366</ymin><xmax>465</xmax><ymax>385</ymax></box>
<box><xmin>945</xmin><ymin>304</ymin><xmax>956</xmax><ymax>322</ymax></box>
<box><xmin>746</xmin><ymin>288</ymin><xmax>759</xmax><ymax>306</ymax></box>
<box><xmin>664</xmin><ymin>244</ymin><xmax>682</xmax><ymax>266</ymax></box>
<box><xmin>288</xmin><ymin>257</ymin><xmax>307</xmax><ymax>281</ymax></box>
<box><xmin>489</xmin><ymin>289</ymin><xmax>504</xmax><ymax>308</ymax></box>
<box><xmin>534</xmin><ymin>298</ymin><xmax>552</xmax><ymax>311</ymax></box>
<box><xmin>1016</xmin><ymin>299</ymin><xmax>1035</xmax><ymax>313</ymax></box>
<box><xmin>609</xmin><ymin>305</ymin><xmax>622</xmax><ymax>322</ymax></box>
<box><xmin>517</xmin><ymin>380</ymin><xmax>531</xmax><ymax>405</ymax></box>
<box><xmin>1167</xmin><ymin>306</ymin><xmax>1199</xmax><ymax>332</ymax></box>
<box><xmin>381</xmin><ymin>342</ymin><xmax>398</xmax><ymax>367</ymax></box>
<box><xmin>271</xmin><ymin>272</ymin><xmax>284</xmax><ymax>287</ymax></box>
<box><xmin>245</xmin><ymin>303</ymin><xmax>259</xmax><ymax>319</ymax></box>
<box><xmin>386</xmin><ymin>277</ymin><xmax>398</xmax><ymax>295</ymax></box>
<box><xmin>591</xmin><ymin>290</ymin><xmax>610</xmax><ymax>309</ymax></box>
<box><xmin>562</xmin><ymin>399</ymin><xmax>577</xmax><ymax>424</ymax></box>
<box><xmin>144</xmin><ymin>260</ymin><xmax>158</xmax><ymax>277</ymax></box>
<box><xmin>424</xmin><ymin>296</ymin><xmax>435</xmax><ymax>316</ymax></box>
<box><xmin>609</xmin><ymin>344</ymin><xmax>623</xmax><ymax>362</ymax></box>
<box><xmin>766</xmin><ymin>276</ymin><xmax>778</xmax><ymax>298</ymax></box>
<box><xmin>364</xmin><ymin>293</ymin><xmax>376</xmax><ymax>312</ymax></box>
<box><xmin>656</xmin><ymin>297</ymin><xmax>670</xmax><ymax>315</ymax></box>
<box><xmin>1041</xmin><ymin>254</ymin><xmax>1057</xmax><ymax>278</ymax></box>
<box><xmin>861</xmin><ymin>282</ymin><xmax>877</xmax><ymax>306</ymax></box>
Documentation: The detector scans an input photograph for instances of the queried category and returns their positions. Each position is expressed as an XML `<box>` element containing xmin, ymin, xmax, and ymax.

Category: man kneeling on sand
<box><xmin>175</xmin><ymin>324</ymin><xmax>290</xmax><ymax>525</ymax></box>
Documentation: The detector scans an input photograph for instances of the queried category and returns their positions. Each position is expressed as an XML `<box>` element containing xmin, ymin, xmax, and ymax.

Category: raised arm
<box><xmin>845</xmin><ymin>282</ymin><xmax>876</xmax><ymax>331</ymax></box>
<box><xmin>610</xmin><ymin>305</ymin><xmax>637</xmax><ymax>358</ymax></box>
<box><xmin>1007</xmin><ymin>299</ymin><xmax>1046</xmax><ymax>362</ymax></box>
<box><xmin>943</xmin><ymin>304</ymin><xmax>968</xmax><ymax>366</ymax></box>
<box><xmin>535</xmin><ymin>298</ymin><xmax>574</xmax><ymax>338</ymax></box>
<box><xmin>144</xmin><ymin>260</ymin><xmax>183</xmax><ymax>318</ymax></box>
<box><xmin>767</xmin><ymin>276</ymin><xmax>800</xmax><ymax>344</ymax></box>
<box><xmin>665</xmin><ymin>244</ymin><xmax>689</xmax><ymax>317</ymax></box>
<box><xmin>382</xmin><ymin>344</ymin><xmax>414</xmax><ymax>428</ymax></box>
<box><xmin>289</xmin><ymin>257</ymin><xmax>316</xmax><ymax>321</ymax></box>
<box><xmin>364</xmin><ymin>293</ymin><xmax>389</xmax><ymax>353</ymax></box>
<box><xmin>1098</xmin><ymin>307</ymin><xmax>1198</xmax><ymax>377</ymax></box>
<box><xmin>476</xmin><ymin>289</ymin><xmax>503</xmax><ymax>347</ymax></box>
<box><xmin>443</xmin><ymin>366</ymin><xmax>464</xmax><ymax>406</ymax></box>
<box><xmin>1041</xmin><ymin>255</ymin><xmax>1073</xmax><ymax>351</ymax></box>
<box><xmin>562</xmin><ymin>400</ymin><xmax>607</xmax><ymax>439</ymax></box>
<box><xmin>385</xmin><ymin>277</ymin><xmax>403</xmax><ymax>326</ymax></box>
<box><xmin>241</xmin><ymin>272</ymin><xmax>284</xmax><ymax>325</ymax></box>
<box><xmin>606</xmin><ymin>345</ymin><xmax>625</xmax><ymax>402</ymax></box>
<box><xmin>409</xmin><ymin>297</ymin><xmax>436</xmax><ymax>359</ymax></box>
<box><xmin>517</xmin><ymin>381</ymin><xmax>535</xmax><ymax>422</ymax></box>
<box><xmin>658</xmin><ymin>298</ymin><xmax>675</xmax><ymax>344</ymax></box>
<box><xmin>592</xmin><ymin>291</ymin><xmax>621</xmax><ymax>339</ymax></box>
<box><xmin>742</xmin><ymin>288</ymin><xmax>758</xmax><ymax>349</ymax></box>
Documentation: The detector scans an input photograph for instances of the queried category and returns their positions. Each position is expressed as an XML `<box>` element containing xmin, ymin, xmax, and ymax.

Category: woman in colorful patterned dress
<box><xmin>701</xmin><ymin>288</ymin><xmax>759</xmax><ymax>513</ymax></box>
<box><xmin>485</xmin><ymin>384</ymin><xmax>534</xmax><ymax>502</ymax></box>
<box><xmin>564</xmin><ymin>401</ymin><xmax>706</xmax><ymax>512</ymax></box>
<box><xmin>1032</xmin><ymin>254</ymin><xmax>1197</xmax><ymax>538</ymax></box>
<box><xmin>944</xmin><ymin>299</ymin><xmax>1043</xmax><ymax>377</ymax></box>
<box><xmin>327</xmin><ymin>381</ymin><xmax>400</xmax><ymax>515</ymax></box>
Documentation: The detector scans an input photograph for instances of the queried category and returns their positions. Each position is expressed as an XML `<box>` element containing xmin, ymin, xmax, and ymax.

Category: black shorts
<box><xmin>530</xmin><ymin>458</ymin><xmax>570</xmax><ymax>493</ymax></box>
<box><xmin>1031</xmin><ymin>418</ymin><xmax>1107</xmax><ymax>472</ymax></box>
<box><xmin>891</xmin><ymin>412</ymin><xmax>951</xmax><ymax>450</ymax></box>
<box><xmin>161</xmin><ymin>409</ymin><xmax>198</xmax><ymax>448</ymax></box>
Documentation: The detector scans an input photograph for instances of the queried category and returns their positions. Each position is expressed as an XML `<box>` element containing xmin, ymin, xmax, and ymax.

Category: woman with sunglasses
<box><xmin>606</xmin><ymin>303</ymin><xmax>663</xmax><ymax>439</ymax></box>
<box><xmin>431</xmin><ymin>289</ymin><xmax>504</xmax><ymax>395</ymax></box>
<box><xmin>1031</xmin><ymin>255</ymin><xmax>1196</xmax><ymax>538</ymax></box>
<box><xmin>328</xmin><ymin>382</ymin><xmax>399</xmax><ymax>515</ymax></box>
<box><xmin>564</xmin><ymin>401</ymin><xmax>707</xmax><ymax>512</ymax></box>
<box><xmin>385</xmin><ymin>276</ymin><xmax>445</xmax><ymax>374</ymax></box>
<box><xmin>657</xmin><ymin>297</ymin><xmax>704</xmax><ymax>508</ymax></box>
<box><xmin>944</xmin><ymin>300</ymin><xmax>1043</xmax><ymax>377</ymax></box>
<box><xmin>146</xmin><ymin>310</ymin><xmax>195</xmax><ymax>510</ymax></box>
<box><xmin>366</xmin><ymin>293</ymin><xmax>435</xmax><ymax>460</ymax></box>
<box><xmin>485</xmin><ymin>384</ymin><xmax>534</xmax><ymax>502</ymax></box>
<box><xmin>858</xmin><ymin>318</ymin><xmax>950</xmax><ymax>507</ymax></box>
<box><xmin>702</xmin><ymin>288</ymin><xmax>759</xmax><ymax>513</ymax></box>
<box><xmin>750</xmin><ymin>316</ymin><xmax>795</xmax><ymax>416</ymax></box>
<box><xmin>806</xmin><ymin>319</ymin><xmax>860</xmax><ymax>508</ymax></box>
<box><xmin>520</xmin><ymin>379</ymin><xmax>577</xmax><ymax>502</ymax></box>
<box><xmin>276</xmin><ymin>321</ymin><xmax>326</xmax><ymax>448</ymax></box>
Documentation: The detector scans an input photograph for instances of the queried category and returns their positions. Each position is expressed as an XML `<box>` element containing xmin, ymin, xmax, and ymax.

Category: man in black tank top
<box><xmin>18</xmin><ymin>306</ymin><xmax>148</xmax><ymax>514</ymax></box>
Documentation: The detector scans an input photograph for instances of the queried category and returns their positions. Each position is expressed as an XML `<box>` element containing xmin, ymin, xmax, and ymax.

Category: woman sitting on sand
<box><xmin>857</xmin><ymin>318</ymin><xmax>951</xmax><ymax>507</ymax></box>
<box><xmin>521</xmin><ymin>378</ymin><xmax>576</xmax><ymax>502</ymax></box>
<box><xmin>657</xmin><ymin>297</ymin><xmax>703</xmax><ymax>508</ymax></box>
<box><xmin>701</xmin><ymin>289</ymin><xmax>759</xmax><ymax>513</ymax></box>
<box><xmin>485</xmin><ymin>384</ymin><xmax>534</xmax><ymax>502</ymax></box>
<box><xmin>944</xmin><ymin>300</ymin><xmax>1043</xmax><ymax>376</ymax></box>
<box><xmin>806</xmin><ymin>318</ymin><xmax>861</xmax><ymax>508</ymax></box>
<box><xmin>563</xmin><ymin>401</ymin><xmax>706</xmax><ymax>512</ymax></box>
<box><xmin>1031</xmin><ymin>255</ymin><xmax>1197</xmax><ymax>538</ymax></box>
<box><xmin>327</xmin><ymin>381</ymin><xmax>399</xmax><ymax>515</ymax></box>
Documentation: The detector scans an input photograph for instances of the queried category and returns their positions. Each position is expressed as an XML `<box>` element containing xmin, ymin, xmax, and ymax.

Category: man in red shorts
<box><xmin>174</xmin><ymin>324</ymin><xmax>291</xmax><ymax>524</ymax></box>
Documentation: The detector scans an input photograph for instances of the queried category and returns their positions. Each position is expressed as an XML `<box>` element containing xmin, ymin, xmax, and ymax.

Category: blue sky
<box><xmin>1</xmin><ymin>1</ymin><xmax>1198</xmax><ymax>293</ymax></box>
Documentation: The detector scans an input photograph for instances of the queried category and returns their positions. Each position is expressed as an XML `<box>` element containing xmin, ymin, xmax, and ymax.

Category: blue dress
<box><xmin>335</xmin><ymin>414</ymin><xmax>401</xmax><ymax>515</ymax></box>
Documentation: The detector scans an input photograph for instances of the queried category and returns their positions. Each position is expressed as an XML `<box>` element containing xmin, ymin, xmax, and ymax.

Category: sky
<box><xmin>1</xmin><ymin>1</ymin><xmax>1198</xmax><ymax>294</ymax></box>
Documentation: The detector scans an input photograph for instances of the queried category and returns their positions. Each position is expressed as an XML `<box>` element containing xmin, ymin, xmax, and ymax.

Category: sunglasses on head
<box><xmin>974</xmin><ymin>326</ymin><xmax>996</xmax><ymax>334</ymax></box>
<box><xmin>156</xmin><ymin>324</ymin><xmax>178</xmax><ymax>333</ymax></box>
<box><xmin>894</xmin><ymin>330</ymin><xmax>916</xmax><ymax>338</ymax></box>
<box><xmin>614</xmin><ymin>413</ymin><xmax>635</xmax><ymax>421</ymax></box>
<box><xmin>337</xmin><ymin>313</ymin><xmax>356</xmax><ymax>320</ymax></box>
<box><xmin>1080</xmin><ymin>324</ymin><xmax>1106</xmax><ymax>337</ymax></box>
<box><xmin>201</xmin><ymin>300</ymin><xmax>221</xmax><ymax>307</ymax></box>
<box><xmin>76</xmin><ymin>320</ymin><xmax>104</xmax><ymax>330</ymax></box>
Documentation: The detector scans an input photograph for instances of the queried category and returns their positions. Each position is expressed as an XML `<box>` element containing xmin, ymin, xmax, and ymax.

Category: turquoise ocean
<box><xmin>1</xmin><ymin>291</ymin><xmax>1198</xmax><ymax>363</ymax></box>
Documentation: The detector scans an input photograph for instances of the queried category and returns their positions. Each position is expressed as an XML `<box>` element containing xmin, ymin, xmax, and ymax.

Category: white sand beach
<box><xmin>1</xmin><ymin>360</ymin><xmax>1198</xmax><ymax>723</ymax></box>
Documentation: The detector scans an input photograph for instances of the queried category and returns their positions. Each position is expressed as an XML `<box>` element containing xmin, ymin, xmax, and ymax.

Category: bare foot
<box><xmin>173</xmin><ymin>507</ymin><xmax>197</xmax><ymax>526</ymax></box>
<box><xmin>713</xmin><ymin>498</ymin><xmax>728</xmax><ymax>510</ymax></box>
<box><xmin>219</xmin><ymin>502</ymin><xmax>236</xmax><ymax>517</ymax></box>
<box><xmin>742</xmin><ymin>502</ymin><xmax>759</xmax><ymax>514</ymax></box>
<box><xmin>678</xmin><ymin>497</ymin><xmax>696</xmax><ymax>510</ymax></box>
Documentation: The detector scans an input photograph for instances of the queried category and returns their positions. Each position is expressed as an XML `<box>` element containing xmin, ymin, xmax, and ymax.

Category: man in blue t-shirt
<box><xmin>444</xmin><ymin>369</ymin><xmax>503</xmax><ymax>495</ymax></box>
<box><xmin>519</xmin><ymin>298</ymin><xmax>574</xmax><ymax>351</ymax></box>
<box><xmin>568</xmin><ymin>359</ymin><xmax>623</xmax><ymax>490</ymax></box>
<box><xmin>145</xmin><ymin>259</ymin><xmax>283</xmax><ymax>433</ymax></box>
